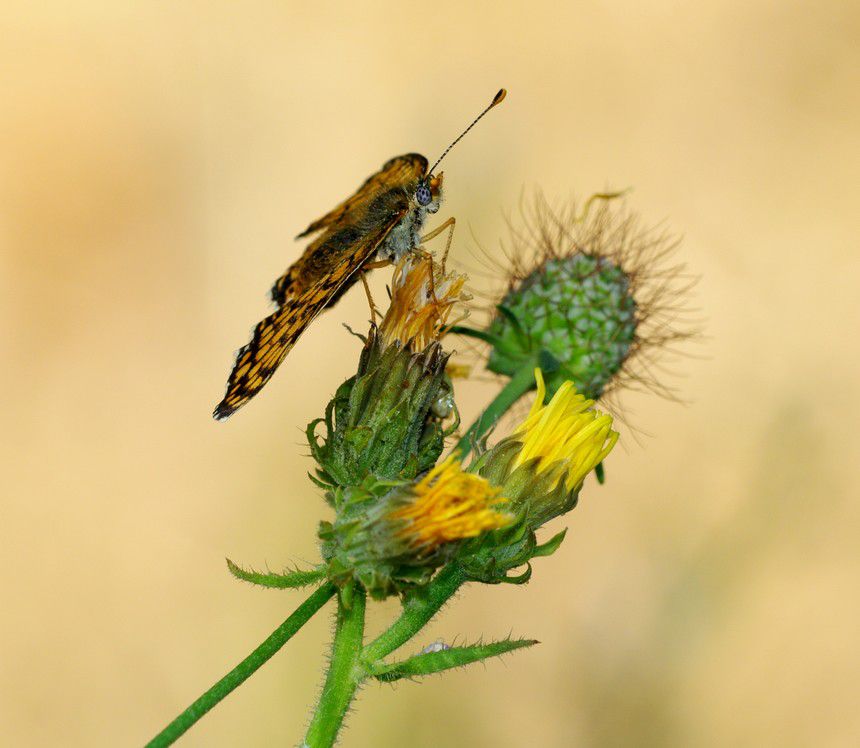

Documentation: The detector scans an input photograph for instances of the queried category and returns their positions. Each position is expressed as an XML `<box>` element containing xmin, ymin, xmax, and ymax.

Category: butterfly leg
<box><xmin>357</xmin><ymin>258</ymin><xmax>393</xmax><ymax>323</ymax></box>
<box><xmin>362</xmin><ymin>258</ymin><xmax>393</xmax><ymax>271</ymax></box>
<box><xmin>416</xmin><ymin>216</ymin><xmax>457</xmax><ymax>302</ymax></box>
<box><xmin>359</xmin><ymin>271</ymin><xmax>380</xmax><ymax>324</ymax></box>
<box><xmin>420</xmin><ymin>217</ymin><xmax>456</xmax><ymax>270</ymax></box>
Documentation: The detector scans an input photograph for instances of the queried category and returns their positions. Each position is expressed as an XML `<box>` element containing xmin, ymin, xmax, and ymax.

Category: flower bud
<box><xmin>459</xmin><ymin>194</ymin><xmax>694</xmax><ymax>406</ymax></box>
<box><xmin>309</xmin><ymin>328</ymin><xmax>449</xmax><ymax>488</ymax></box>
<box><xmin>487</xmin><ymin>252</ymin><xmax>636</xmax><ymax>400</ymax></box>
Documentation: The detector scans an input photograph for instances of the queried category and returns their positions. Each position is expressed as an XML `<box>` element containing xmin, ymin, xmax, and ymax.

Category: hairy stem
<box><xmin>303</xmin><ymin>587</ymin><xmax>367</xmax><ymax>748</ymax></box>
<box><xmin>146</xmin><ymin>582</ymin><xmax>336</xmax><ymax>748</ymax></box>
<box><xmin>454</xmin><ymin>362</ymin><xmax>537</xmax><ymax>460</ymax></box>
<box><xmin>362</xmin><ymin>564</ymin><xmax>467</xmax><ymax>664</ymax></box>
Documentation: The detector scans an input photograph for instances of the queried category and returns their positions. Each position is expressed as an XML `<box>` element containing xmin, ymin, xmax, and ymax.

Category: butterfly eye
<box><xmin>415</xmin><ymin>183</ymin><xmax>432</xmax><ymax>206</ymax></box>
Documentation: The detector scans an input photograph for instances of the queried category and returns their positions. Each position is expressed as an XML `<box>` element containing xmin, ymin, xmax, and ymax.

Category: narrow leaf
<box><xmin>226</xmin><ymin>559</ymin><xmax>325</xmax><ymax>589</ymax></box>
<box><xmin>531</xmin><ymin>529</ymin><xmax>567</xmax><ymax>558</ymax></box>
<box><xmin>371</xmin><ymin>638</ymin><xmax>538</xmax><ymax>682</ymax></box>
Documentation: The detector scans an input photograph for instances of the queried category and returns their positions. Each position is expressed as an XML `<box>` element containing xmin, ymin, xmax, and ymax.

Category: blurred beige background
<box><xmin>2</xmin><ymin>2</ymin><xmax>859</xmax><ymax>746</ymax></box>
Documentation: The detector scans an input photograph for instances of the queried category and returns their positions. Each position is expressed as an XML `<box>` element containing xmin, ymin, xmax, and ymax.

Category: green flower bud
<box><xmin>308</xmin><ymin>328</ymin><xmax>449</xmax><ymax>489</ymax></box>
<box><xmin>310</xmin><ymin>255</ymin><xmax>471</xmax><ymax>489</ymax></box>
<box><xmin>453</xmin><ymin>194</ymin><xmax>694</xmax><ymax>415</ymax></box>
<box><xmin>487</xmin><ymin>252</ymin><xmax>636</xmax><ymax>399</ymax></box>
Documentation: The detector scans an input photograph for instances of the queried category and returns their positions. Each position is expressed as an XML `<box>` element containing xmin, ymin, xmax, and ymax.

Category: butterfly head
<box><xmin>415</xmin><ymin>173</ymin><xmax>443</xmax><ymax>214</ymax></box>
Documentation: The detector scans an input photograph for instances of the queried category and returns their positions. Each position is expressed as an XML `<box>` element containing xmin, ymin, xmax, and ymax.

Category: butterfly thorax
<box><xmin>377</xmin><ymin>189</ymin><xmax>442</xmax><ymax>261</ymax></box>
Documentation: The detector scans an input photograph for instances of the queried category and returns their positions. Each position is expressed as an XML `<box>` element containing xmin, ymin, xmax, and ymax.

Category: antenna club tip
<box><xmin>492</xmin><ymin>88</ymin><xmax>507</xmax><ymax>106</ymax></box>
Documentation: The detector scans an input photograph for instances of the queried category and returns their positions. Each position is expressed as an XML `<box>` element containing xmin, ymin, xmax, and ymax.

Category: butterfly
<box><xmin>213</xmin><ymin>89</ymin><xmax>506</xmax><ymax>420</ymax></box>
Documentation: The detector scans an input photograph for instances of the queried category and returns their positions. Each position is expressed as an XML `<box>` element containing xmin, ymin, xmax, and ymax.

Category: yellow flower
<box><xmin>379</xmin><ymin>255</ymin><xmax>470</xmax><ymax>351</ymax></box>
<box><xmin>389</xmin><ymin>455</ymin><xmax>510</xmax><ymax>552</ymax></box>
<box><xmin>511</xmin><ymin>369</ymin><xmax>618</xmax><ymax>491</ymax></box>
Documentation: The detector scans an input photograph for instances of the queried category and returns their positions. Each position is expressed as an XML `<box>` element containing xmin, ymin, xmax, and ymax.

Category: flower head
<box><xmin>320</xmin><ymin>455</ymin><xmax>510</xmax><ymax>599</ymax></box>
<box><xmin>310</xmin><ymin>230</ymin><xmax>473</xmax><ymax>489</ymax></box>
<box><xmin>476</xmin><ymin>369</ymin><xmax>618</xmax><ymax>529</ymax></box>
<box><xmin>389</xmin><ymin>455</ymin><xmax>510</xmax><ymax>552</ymax></box>
<box><xmin>511</xmin><ymin>369</ymin><xmax>618</xmax><ymax>492</ymax></box>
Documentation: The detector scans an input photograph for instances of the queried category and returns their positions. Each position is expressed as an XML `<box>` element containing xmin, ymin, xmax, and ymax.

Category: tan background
<box><xmin>2</xmin><ymin>2</ymin><xmax>859</xmax><ymax>746</ymax></box>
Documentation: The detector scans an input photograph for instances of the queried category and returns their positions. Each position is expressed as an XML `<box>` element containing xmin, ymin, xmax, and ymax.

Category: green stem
<box><xmin>454</xmin><ymin>362</ymin><xmax>537</xmax><ymax>460</ymax></box>
<box><xmin>303</xmin><ymin>587</ymin><xmax>367</xmax><ymax>748</ymax></box>
<box><xmin>146</xmin><ymin>582</ymin><xmax>335</xmax><ymax>748</ymax></box>
<box><xmin>362</xmin><ymin>564</ymin><xmax>466</xmax><ymax>664</ymax></box>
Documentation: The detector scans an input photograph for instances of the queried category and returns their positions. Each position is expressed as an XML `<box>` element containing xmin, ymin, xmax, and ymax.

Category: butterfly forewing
<box><xmin>213</xmin><ymin>154</ymin><xmax>427</xmax><ymax>420</ymax></box>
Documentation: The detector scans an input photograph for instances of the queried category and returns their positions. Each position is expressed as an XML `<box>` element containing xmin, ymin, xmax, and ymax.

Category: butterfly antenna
<box><xmin>428</xmin><ymin>88</ymin><xmax>507</xmax><ymax>175</ymax></box>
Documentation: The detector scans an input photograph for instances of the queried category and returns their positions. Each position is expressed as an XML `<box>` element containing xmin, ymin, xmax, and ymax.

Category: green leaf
<box><xmin>226</xmin><ymin>559</ymin><xmax>325</xmax><ymax>589</ymax></box>
<box><xmin>370</xmin><ymin>637</ymin><xmax>539</xmax><ymax>682</ymax></box>
<box><xmin>531</xmin><ymin>528</ymin><xmax>567</xmax><ymax>558</ymax></box>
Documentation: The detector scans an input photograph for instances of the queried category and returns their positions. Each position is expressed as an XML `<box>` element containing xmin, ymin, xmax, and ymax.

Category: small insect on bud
<box><xmin>421</xmin><ymin>640</ymin><xmax>452</xmax><ymax>654</ymax></box>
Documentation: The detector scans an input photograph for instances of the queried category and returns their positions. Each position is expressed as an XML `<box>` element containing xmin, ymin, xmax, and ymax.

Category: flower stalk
<box><xmin>303</xmin><ymin>587</ymin><xmax>367</xmax><ymax>748</ymax></box>
<box><xmin>145</xmin><ymin>583</ymin><xmax>336</xmax><ymax>748</ymax></box>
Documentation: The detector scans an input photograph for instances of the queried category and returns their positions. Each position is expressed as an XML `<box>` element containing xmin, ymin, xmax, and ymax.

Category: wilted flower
<box><xmin>380</xmin><ymin>255</ymin><xmax>470</xmax><ymax>351</ymax></box>
<box><xmin>310</xmin><ymin>256</ymin><xmax>470</xmax><ymax>488</ymax></box>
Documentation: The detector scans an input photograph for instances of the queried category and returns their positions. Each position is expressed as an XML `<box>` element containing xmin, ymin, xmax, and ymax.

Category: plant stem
<box><xmin>146</xmin><ymin>582</ymin><xmax>336</xmax><ymax>748</ymax></box>
<box><xmin>303</xmin><ymin>587</ymin><xmax>367</xmax><ymax>748</ymax></box>
<box><xmin>454</xmin><ymin>362</ymin><xmax>537</xmax><ymax>460</ymax></box>
<box><xmin>362</xmin><ymin>564</ymin><xmax>467</xmax><ymax>664</ymax></box>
